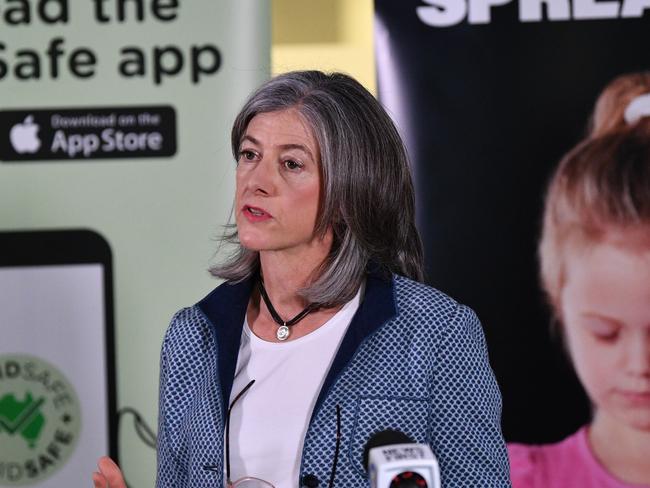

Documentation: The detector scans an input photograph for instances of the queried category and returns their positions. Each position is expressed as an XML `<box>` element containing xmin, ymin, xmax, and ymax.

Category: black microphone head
<box><xmin>363</xmin><ymin>429</ymin><xmax>414</xmax><ymax>472</ymax></box>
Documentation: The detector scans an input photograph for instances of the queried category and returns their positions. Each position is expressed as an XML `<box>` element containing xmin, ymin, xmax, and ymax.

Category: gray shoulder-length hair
<box><xmin>210</xmin><ymin>70</ymin><xmax>424</xmax><ymax>307</ymax></box>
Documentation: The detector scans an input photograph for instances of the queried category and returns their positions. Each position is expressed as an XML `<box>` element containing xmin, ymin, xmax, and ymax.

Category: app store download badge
<box><xmin>0</xmin><ymin>106</ymin><xmax>176</xmax><ymax>162</ymax></box>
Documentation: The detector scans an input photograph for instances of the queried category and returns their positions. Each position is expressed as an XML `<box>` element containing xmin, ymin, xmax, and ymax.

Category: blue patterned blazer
<box><xmin>156</xmin><ymin>270</ymin><xmax>511</xmax><ymax>487</ymax></box>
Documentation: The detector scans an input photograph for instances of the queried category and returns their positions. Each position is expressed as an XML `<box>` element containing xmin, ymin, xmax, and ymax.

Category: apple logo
<box><xmin>10</xmin><ymin>115</ymin><xmax>41</xmax><ymax>154</ymax></box>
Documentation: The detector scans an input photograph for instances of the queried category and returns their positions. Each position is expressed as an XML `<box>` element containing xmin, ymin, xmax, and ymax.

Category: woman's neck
<box><xmin>258</xmin><ymin>247</ymin><xmax>324</xmax><ymax>313</ymax></box>
<box><xmin>246</xmin><ymin>235</ymin><xmax>343</xmax><ymax>342</ymax></box>
<box><xmin>589</xmin><ymin>411</ymin><xmax>650</xmax><ymax>484</ymax></box>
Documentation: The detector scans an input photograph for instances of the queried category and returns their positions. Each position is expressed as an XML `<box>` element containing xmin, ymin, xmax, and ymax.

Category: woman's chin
<box><xmin>239</xmin><ymin>236</ymin><xmax>271</xmax><ymax>252</ymax></box>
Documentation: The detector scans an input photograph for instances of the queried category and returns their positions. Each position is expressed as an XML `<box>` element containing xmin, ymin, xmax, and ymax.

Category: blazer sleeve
<box><xmin>155</xmin><ymin>316</ymin><xmax>188</xmax><ymax>488</ymax></box>
<box><xmin>428</xmin><ymin>303</ymin><xmax>512</xmax><ymax>487</ymax></box>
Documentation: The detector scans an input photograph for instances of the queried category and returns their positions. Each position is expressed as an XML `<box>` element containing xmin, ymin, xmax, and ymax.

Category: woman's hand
<box><xmin>92</xmin><ymin>456</ymin><xmax>127</xmax><ymax>488</ymax></box>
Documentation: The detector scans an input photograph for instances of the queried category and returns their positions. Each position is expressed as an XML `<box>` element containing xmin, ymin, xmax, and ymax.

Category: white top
<box><xmin>227</xmin><ymin>288</ymin><xmax>362</xmax><ymax>488</ymax></box>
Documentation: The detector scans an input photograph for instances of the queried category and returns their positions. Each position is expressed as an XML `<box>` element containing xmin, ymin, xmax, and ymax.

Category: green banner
<box><xmin>0</xmin><ymin>1</ymin><xmax>270</xmax><ymax>485</ymax></box>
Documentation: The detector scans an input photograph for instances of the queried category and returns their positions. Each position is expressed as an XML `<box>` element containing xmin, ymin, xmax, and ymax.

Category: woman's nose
<box><xmin>245</xmin><ymin>157</ymin><xmax>276</xmax><ymax>195</ymax></box>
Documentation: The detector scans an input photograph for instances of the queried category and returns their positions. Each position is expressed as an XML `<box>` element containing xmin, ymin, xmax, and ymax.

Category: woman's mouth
<box><xmin>243</xmin><ymin>205</ymin><xmax>272</xmax><ymax>222</ymax></box>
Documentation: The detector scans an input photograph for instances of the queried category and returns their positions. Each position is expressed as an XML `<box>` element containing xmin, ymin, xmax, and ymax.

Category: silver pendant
<box><xmin>276</xmin><ymin>324</ymin><xmax>290</xmax><ymax>341</ymax></box>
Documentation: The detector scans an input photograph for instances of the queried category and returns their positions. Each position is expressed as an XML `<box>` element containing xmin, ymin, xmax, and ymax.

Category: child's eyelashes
<box><xmin>592</xmin><ymin>329</ymin><xmax>620</xmax><ymax>343</ymax></box>
<box><xmin>583</xmin><ymin>317</ymin><xmax>622</xmax><ymax>343</ymax></box>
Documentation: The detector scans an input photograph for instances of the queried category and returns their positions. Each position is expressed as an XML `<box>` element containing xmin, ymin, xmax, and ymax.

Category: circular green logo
<box><xmin>0</xmin><ymin>354</ymin><xmax>81</xmax><ymax>486</ymax></box>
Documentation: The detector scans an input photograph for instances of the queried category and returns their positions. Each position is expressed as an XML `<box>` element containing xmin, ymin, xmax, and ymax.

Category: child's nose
<box><xmin>624</xmin><ymin>330</ymin><xmax>650</xmax><ymax>377</ymax></box>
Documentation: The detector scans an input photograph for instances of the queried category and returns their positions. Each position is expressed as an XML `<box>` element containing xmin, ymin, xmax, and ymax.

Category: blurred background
<box><xmin>2</xmin><ymin>0</ymin><xmax>648</xmax><ymax>486</ymax></box>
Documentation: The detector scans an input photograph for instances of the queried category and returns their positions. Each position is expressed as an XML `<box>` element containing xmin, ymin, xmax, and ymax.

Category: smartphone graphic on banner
<box><xmin>0</xmin><ymin>230</ymin><xmax>117</xmax><ymax>487</ymax></box>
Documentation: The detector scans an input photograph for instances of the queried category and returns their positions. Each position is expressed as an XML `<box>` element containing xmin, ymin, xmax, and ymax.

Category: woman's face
<box><xmin>560</xmin><ymin>236</ymin><xmax>650</xmax><ymax>431</ymax></box>
<box><xmin>235</xmin><ymin>109</ymin><xmax>326</xmax><ymax>255</ymax></box>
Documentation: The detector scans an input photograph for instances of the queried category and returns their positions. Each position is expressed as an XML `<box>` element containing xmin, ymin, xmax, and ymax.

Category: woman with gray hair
<box><xmin>93</xmin><ymin>70</ymin><xmax>510</xmax><ymax>487</ymax></box>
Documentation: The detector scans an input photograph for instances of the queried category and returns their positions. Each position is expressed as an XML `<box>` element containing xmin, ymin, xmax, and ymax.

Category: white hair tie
<box><xmin>623</xmin><ymin>93</ymin><xmax>650</xmax><ymax>125</ymax></box>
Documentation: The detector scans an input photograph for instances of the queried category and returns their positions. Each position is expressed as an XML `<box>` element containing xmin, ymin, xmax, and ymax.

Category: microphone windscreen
<box><xmin>363</xmin><ymin>429</ymin><xmax>414</xmax><ymax>472</ymax></box>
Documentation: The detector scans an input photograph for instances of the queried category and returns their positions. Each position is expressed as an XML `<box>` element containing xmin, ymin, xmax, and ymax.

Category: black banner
<box><xmin>375</xmin><ymin>1</ymin><xmax>650</xmax><ymax>442</ymax></box>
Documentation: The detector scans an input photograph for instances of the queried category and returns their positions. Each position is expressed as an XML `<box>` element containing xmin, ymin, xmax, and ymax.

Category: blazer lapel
<box><xmin>312</xmin><ymin>269</ymin><xmax>397</xmax><ymax>417</ymax></box>
<box><xmin>198</xmin><ymin>277</ymin><xmax>254</xmax><ymax>416</ymax></box>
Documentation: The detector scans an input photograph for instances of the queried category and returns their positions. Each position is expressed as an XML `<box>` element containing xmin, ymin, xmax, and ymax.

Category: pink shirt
<box><xmin>508</xmin><ymin>426</ymin><xmax>649</xmax><ymax>488</ymax></box>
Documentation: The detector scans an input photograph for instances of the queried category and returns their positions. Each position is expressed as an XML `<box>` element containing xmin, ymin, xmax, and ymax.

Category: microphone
<box><xmin>363</xmin><ymin>430</ymin><xmax>441</xmax><ymax>488</ymax></box>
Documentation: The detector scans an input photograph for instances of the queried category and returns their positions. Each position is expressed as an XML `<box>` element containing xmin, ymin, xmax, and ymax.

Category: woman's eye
<box><xmin>283</xmin><ymin>159</ymin><xmax>302</xmax><ymax>171</ymax></box>
<box><xmin>239</xmin><ymin>150</ymin><xmax>257</xmax><ymax>161</ymax></box>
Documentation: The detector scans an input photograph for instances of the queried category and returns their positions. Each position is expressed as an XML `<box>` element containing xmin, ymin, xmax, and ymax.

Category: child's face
<box><xmin>561</xmin><ymin>238</ymin><xmax>650</xmax><ymax>431</ymax></box>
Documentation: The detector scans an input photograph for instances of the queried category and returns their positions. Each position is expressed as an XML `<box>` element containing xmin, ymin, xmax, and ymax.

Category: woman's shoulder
<box><xmin>507</xmin><ymin>427</ymin><xmax>590</xmax><ymax>488</ymax></box>
<box><xmin>392</xmin><ymin>274</ymin><xmax>481</xmax><ymax>332</ymax></box>
<box><xmin>165</xmin><ymin>279</ymin><xmax>244</xmax><ymax>340</ymax></box>
<box><xmin>162</xmin><ymin>299</ymin><xmax>222</xmax><ymax>361</ymax></box>
<box><xmin>392</xmin><ymin>274</ymin><xmax>460</xmax><ymax>315</ymax></box>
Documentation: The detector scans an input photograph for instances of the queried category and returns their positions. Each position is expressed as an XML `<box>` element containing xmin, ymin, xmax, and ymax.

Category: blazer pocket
<box><xmin>347</xmin><ymin>396</ymin><xmax>430</xmax><ymax>477</ymax></box>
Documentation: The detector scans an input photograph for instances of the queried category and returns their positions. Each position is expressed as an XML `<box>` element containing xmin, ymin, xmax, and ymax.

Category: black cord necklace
<box><xmin>257</xmin><ymin>279</ymin><xmax>316</xmax><ymax>341</ymax></box>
